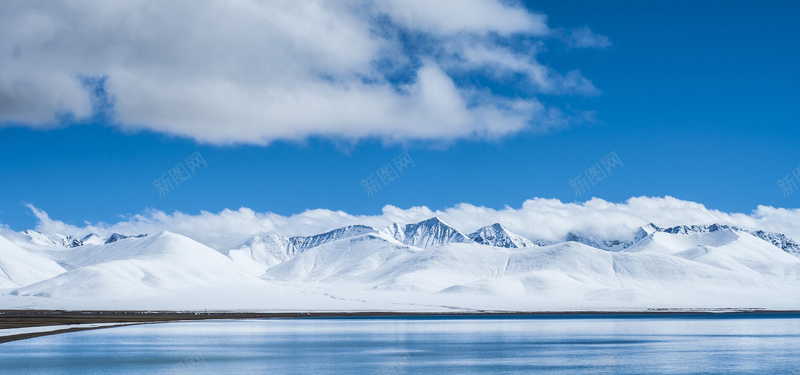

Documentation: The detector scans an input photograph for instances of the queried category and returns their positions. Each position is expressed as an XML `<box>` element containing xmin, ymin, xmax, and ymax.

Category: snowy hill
<box><xmin>11</xmin><ymin>232</ymin><xmax>254</xmax><ymax>299</ymax></box>
<box><xmin>0</xmin><ymin>234</ymin><xmax>65</xmax><ymax>288</ymax></box>
<box><xmin>468</xmin><ymin>223</ymin><xmax>536</xmax><ymax>248</ymax></box>
<box><xmin>624</xmin><ymin>226</ymin><xmax>800</xmax><ymax>280</ymax></box>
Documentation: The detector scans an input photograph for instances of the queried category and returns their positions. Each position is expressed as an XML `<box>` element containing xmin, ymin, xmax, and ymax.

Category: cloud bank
<box><xmin>0</xmin><ymin>0</ymin><xmax>607</xmax><ymax>145</ymax></box>
<box><xmin>12</xmin><ymin>197</ymin><xmax>800</xmax><ymax>251</ymax></box>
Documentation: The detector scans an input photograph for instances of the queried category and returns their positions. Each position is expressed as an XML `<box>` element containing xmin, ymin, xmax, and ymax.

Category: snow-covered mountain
<box><xmin>565</xmin><ymin>231</ymin><xmax>633</xmax><ymax>252</ymax></box>
<box><xmin>634</xmin><ymin>223</ymin><xmax>662</xmax><ymax>242</ymax></box>
<box><xmin>3</xmin><ymin>217</ymin><xmax>800</xmax><ymax>311</ymax></box>
<box><xmin>104</xmin><ymin>233</ymin><xmax>148</xmax><ymax>244</ymax></box>
<box><xmin>622</xmin><ymin>226</ymin><xmax>800</xmax><ymax>284</ymax></box>
<box><xmin>262</xmin><ymin>231</ymin><xmax>414</xmax><ymax>283</ymax></box>
<box><xmin>261</xmin><ymin>237</ymin><xmax>799</xmax><ymax>306</ymax></box>
<box><xmin>20</xmin><ymin>230</ymin><xmax>147</xmax><ymax>248</ymax></box>
<box><xmin>227</xmin><ymin>225</ymin><xmax>380</xmax><ymax>276</ymax></box>
<box><xmin>468</xmin><ymin>223</ymin><xmax>536</xmax><ymax>248</ymax></box>
<box><xmin>80</xmin><ymin>233</ymin><xmax>105</xmax><ymax>246</ymax></box>
<box><xmin>747</xmin><ymin>230</ymin><xmax>800</xmax><ymax>257</ymax></box>
<box><xmin>292</xmin><ymin>225</ymin><xmax>378</xmax><ymax>252</ymax></box>
<box><xmin>564</xmin><ymin>223</ymin><xmax>800</xmax><ymax>257</ymax></box>
<box><xmin>22</xmin><ymin>230</ymin><xmax>83</xmax><ymax>248</ymax></box>
<box><xmin>382</xmin><ymin>217</ymin><xmax>473</xmax><ymax>248</ymax></box>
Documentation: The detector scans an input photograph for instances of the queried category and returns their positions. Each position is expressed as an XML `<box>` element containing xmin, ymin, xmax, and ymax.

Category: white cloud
<box><xmin>451</xmin><ymin>42</ymin><xmax>600</xmax><ymax>95</ymax></box>
<box><xmin>0</xmin><ymin>0</ymin><xmax>604</xmax><ymax>145</ymax></box>
<box><xmin>565</xmin><ymin>26</ymin><xmax>612</xmax><ymax>49</ymax></box>
<box><xmin>375</xmin><ymin>0</ymin><xmax>549</xmax><ymax>36</ymax></box>
<box><xmin>15</xmin><ymin>197</ymin><xmax>800</xmax><ymax>251</ymax></box>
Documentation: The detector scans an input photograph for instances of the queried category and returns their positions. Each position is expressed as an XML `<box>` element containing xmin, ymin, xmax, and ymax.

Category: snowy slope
<box><xmin>262</xmin><ymin>232</ymin><xmax>417</xmax><ymax>283</ymax></box>
<box><xmin>228</xmin><ymin>225</ymin><xmax>380</xmax><ymax>276</ymax></box>
<box><xmin>741</xmin><ymin>230</ymin><xmax>800</xmax><ymax>257</ymax></box>
<box><xmin>0</xmin><ymin>234</ymin><xmax>65</xmax><ymax>288</ymax></box>
<box><xmin>11</xmin><ymin>232</ymin><xmax>255</xmax><ymax>299</ymax></box>
<box><xmin>228</xmin><ymin>233</ymin><xmax>294</xmax><ymax>276</ymax></box>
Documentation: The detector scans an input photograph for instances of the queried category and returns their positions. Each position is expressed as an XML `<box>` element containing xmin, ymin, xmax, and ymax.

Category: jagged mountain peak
<box><xmin>21</xmin><ymin>230</ymin><xmax>82</xmax><ymax>248</ymax></box>
<box><xmin>22</xmin><ymin>230</ymin><xmax>153</xmax><ymax>248</ymax></box>
<box><xmin>468</xmin><ymin>223</ymin><xmax>536</xmax><ymax>248</ymax></box>
<box><xmin>18</xmin><ymin>218</ymin><xmax>800</xmax><ymax>260</ymax></box>
<box><xmin>383</xmin><ymin>217</ymin><xmax>473</xmax><ymax>249</ymax></box>
<box><xmin>566</xmin><ymin>231</ymin><xmax>633</xmax><ymax>252</ymax></box>
<box><xmin>289</xmin><ymin>224</ymin><xmax>378</xmax><ymax>253</ymax></box>
<box><xmin>319</xmin><ymin>224</ymin><xmax>377</xmax><ymax>236</ymax></box>
<box><xmin>765</xmin><ymin>235</ymin><xmax>798</xmax><ymax>256</ymax></box>
<box><xmin>661</xmin><ymin>223</ymin><xmax>734</xmax><ymax>235</ymax></box>
<box><xmin>736</xmin><ymin>228</ymin><xmax>800</xmax><ymax>257</ymax></box>
<box><xmin>634</xmin><ymin>223</ymin><xmax>663</xmax><ymax>243</ymax></box>
<box><xmin>104</xmin><ymin>233</ymin><xmax>148</xmax><ymax>244</ymax></box>
<box><xmin>79</xmin><ymin>233</ymin><xmax>104</xmax><ymax>246</ymax></box>
<box><xmin>408</xmin><ymin>216</ymin><xmax>450</xmax><ymax>228</ymax></box>
<box><xmin>80</xmin><ymin>233</ymin><xmax>99</xmax><ymax>241</ymax></box>
<box><xmin>231</xmin><ymin>225</ymin><xmax>379</xmax><ymax>264</ymax></box>
<box><xmin>629</xmin><ymin>223</ymin><xmax>799</xmax><ymax>256</ymax></box>
<box><xmin>640</xmin><ymin>223</ymin><xmax>663</xmax><ymax>233</ymax></box>
<box><xmin>571</xmin><ymin>223</ymin><xmax>740</xmax><ymax>252</ymax></box>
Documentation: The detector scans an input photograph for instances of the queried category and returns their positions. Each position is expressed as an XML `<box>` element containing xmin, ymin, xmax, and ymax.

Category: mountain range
<box><xmin>2</xmin><ymin>217</ymin><xmax>799</xmax><ymax>311</ymax></box>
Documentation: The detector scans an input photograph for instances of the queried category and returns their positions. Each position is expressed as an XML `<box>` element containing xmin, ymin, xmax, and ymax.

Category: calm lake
<box><xmin>2</xmin><ymin>314</ymin><xmax>800</xmax><ymax>374</ymax></box>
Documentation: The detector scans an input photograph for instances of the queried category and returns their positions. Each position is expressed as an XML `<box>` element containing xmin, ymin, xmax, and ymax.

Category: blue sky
<box><xmin>1</xmin><ymin>0</ymin><xmax>798</xmax><ymax>232</ymax></box>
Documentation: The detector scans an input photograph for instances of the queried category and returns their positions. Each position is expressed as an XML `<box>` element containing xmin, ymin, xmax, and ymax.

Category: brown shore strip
<box><xmin>0</xmin><ymin>323</ymin><xmax>148</xmax><ymax>344</ymax></box>
<box><xmin>1</xmin><ymin>309</ymin><xmax>799</xmax><ymax>344</ymax></box>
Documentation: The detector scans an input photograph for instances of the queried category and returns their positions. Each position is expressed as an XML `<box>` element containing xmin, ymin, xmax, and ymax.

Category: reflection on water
<box><xmin>1</xmin><ymin>314</ymin><xmax>800</xmax><ymax>374</ymax></box>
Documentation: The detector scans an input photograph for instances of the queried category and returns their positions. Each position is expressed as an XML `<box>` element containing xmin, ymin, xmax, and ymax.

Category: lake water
<box><xmin>1</xmin><ymin>314</ymin><xmax>800</xmax><ymax>374</ymax></box>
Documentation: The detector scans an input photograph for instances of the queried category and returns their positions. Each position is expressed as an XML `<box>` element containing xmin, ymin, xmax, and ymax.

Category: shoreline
<box><xmin>2</xmin><ymin>308</ymin><xmax>800</xmax><ymax>327</ymax></box>
<box><xmin>2</xmin><ymin>308</ymin><xmax>799</xmax><ymax>344</ymax></box>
